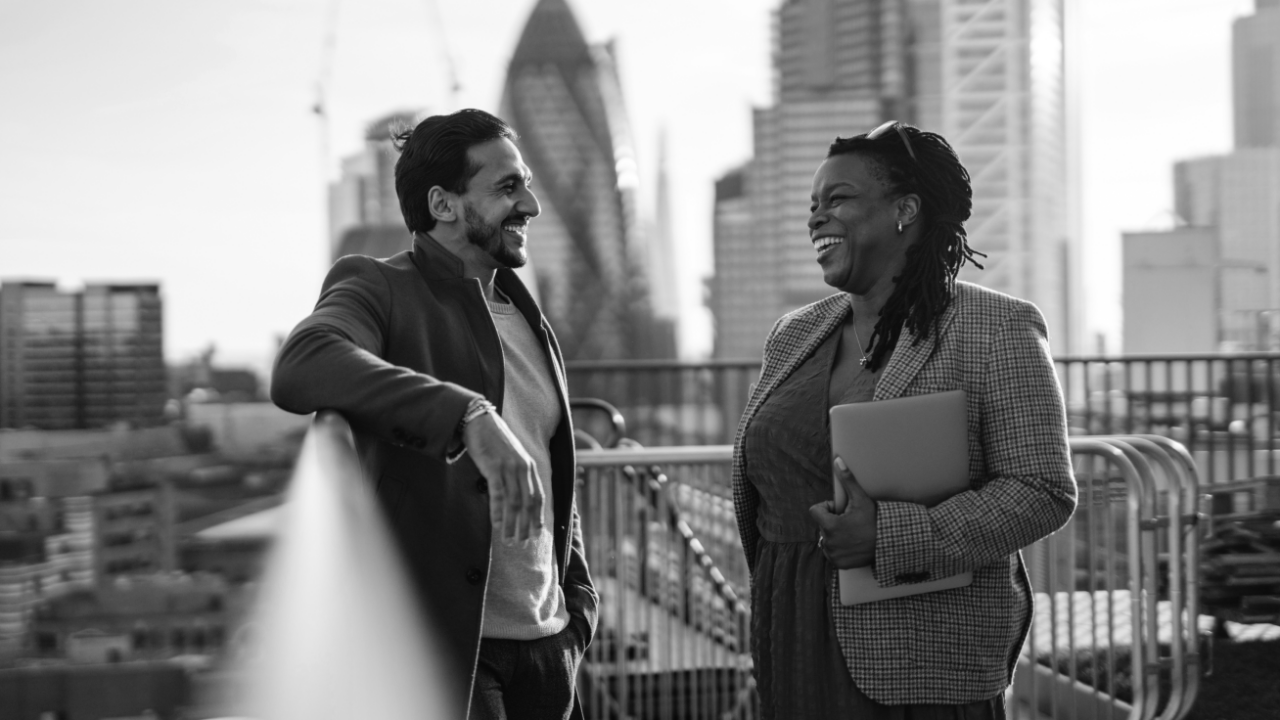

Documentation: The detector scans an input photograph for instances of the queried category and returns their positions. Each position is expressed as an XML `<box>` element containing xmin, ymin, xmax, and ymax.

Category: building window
<box><xmin>35</xmin><ymin>632</ymin><xmax>57</xmax><ymax>651</ymax></box>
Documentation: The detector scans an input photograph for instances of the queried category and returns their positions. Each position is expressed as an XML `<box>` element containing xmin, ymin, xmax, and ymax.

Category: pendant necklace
<box><xmin>851</xmin><ymin>317</ymin><xmax>870</xmax><ymax>367</ymax></box>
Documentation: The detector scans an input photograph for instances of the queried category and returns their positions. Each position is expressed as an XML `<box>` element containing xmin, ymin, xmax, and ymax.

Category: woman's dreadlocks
<box><xmin>827</xmin><ymin>124</ymin><xmax>985</xmax><ymax>371</ymax></box>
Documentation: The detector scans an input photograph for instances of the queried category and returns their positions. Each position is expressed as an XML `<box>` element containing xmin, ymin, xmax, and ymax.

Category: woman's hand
<box><xmin>809</xmin><ymin>457</ymin><xmax>878</xmax><ymax>569</ymax></box>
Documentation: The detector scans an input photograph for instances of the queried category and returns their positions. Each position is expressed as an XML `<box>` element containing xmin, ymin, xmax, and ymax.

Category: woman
<box><xmin>731</xmin><ymin>122</ymin><xmax>1076</xmax><ymax>718</ymax></box>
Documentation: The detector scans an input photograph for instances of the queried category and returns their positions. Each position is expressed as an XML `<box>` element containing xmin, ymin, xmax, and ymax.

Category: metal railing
<box><xmin>567</xmin><ymin>354</ymin><xmax>1280</xmax><ymax>484</ymax></box>
<box><xmin>576</xmin><ymin>446</ymin><xmax>752</xmax><ymax>720</ymax></box>
<box><xmin>210</xmin><ymin>411</ymin><xmax>459</xmax><ymax>720</ymax></box>
<box><xmin>1013</xmin><ymin>435</ymin><xmax>1204</xmax><ymax>720</ymax></box>
<box><xmin>576</xmin><ymin>435</ymin><xmax>1204</xmax><ymax>720</ymax></box>
<box><xmin>566</xmin><ymin>359</ymin><xmax>760</xmax><ymax>447</ymax></box>
<box><xmin>219</xmin><ymin>415</ymin><xmax>1203</xmax><ymax>720</ymax></box>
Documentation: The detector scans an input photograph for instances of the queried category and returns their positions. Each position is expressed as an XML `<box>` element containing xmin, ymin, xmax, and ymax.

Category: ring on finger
<box><xmin>818</xmin><ymin>535</ymin><xmax>825</xmax><ymax>549</ymax></box>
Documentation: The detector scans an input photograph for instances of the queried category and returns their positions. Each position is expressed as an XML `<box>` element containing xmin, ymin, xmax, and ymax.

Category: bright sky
<box><xmin>0</xmin><ymin>0</ymin><xmax>1259</xmax><ymax>368</ymax></box>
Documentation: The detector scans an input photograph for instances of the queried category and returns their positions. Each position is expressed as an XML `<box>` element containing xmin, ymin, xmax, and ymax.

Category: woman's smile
<box><xmin>813</xmin><ymin>235</ymin><xmax>844</xmax><ymax>261</ymax></box>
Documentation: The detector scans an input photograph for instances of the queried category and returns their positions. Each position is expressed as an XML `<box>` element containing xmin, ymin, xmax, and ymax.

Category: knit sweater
<box><xmin>479</xmin><ymin>293</ymin><xmax>570</xmax><ymax>640</ymax></box>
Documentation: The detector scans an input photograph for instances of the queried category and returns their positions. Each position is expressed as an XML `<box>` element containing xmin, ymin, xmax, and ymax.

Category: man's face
<box><xmin>457</xmin><ymin>138</ymin><xmax>540</xmax><ymax>270</ymax></box>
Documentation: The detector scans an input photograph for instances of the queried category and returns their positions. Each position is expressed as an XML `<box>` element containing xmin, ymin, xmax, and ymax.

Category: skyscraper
<box><xmin>500</xmin><ymin>0</ymin><xmax>676</xmax><ymax>360</ymax></box>
<box><xmin>712</xmin><ymin>0</ymin><xmax>1072</xmax><ymax>357</ymax></box>
<box><xmin>1233</xmin><ymin>0</ymin><xmax>1280</xmax><ymax>149</ymax></box>
<box><xmin>709</xmin><ymin>165</ymin><xmax>774</xmax><ymax>358</ymax></box>
<box><xmin>1173</xmin><ymin>151</ymin><xmax>1280</xmax><ymax>347</ymax></box>
<box><xmin>0</xmin><ymin>282</ymin><xmax>166</xmax><ymax>430</ymax></box>
<box><xmin>1130</xmin><ymin>0</ymin><xmax>1280</xmax><ymax>352</ymax></box>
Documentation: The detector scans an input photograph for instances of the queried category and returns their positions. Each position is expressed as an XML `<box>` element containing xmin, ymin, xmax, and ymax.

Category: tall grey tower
<box><xmin>1233</xmin><ymin>0</ymin><xmax>1280</xmax><ymax>149</ymax></box>
<box><xmin>500</xmin><ymin>0</ymin><xmax>676</xmax><ymax>360</ymax></box>
<box><xmin>1163</xmin><ymin>0</ymin><xmax>1280</xmax><ymax>349</ymax></box>
<box><xmin>712</xmin><ymin>0</ymin><xmax>1072</xmax><ymax>357</ymax></box>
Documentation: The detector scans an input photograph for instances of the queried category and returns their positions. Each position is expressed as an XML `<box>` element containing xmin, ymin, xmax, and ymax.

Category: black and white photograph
<box><xmin>1</xmin><ymin>1</ymin><xmax>1278</xmax><ymax>718</ymax></box>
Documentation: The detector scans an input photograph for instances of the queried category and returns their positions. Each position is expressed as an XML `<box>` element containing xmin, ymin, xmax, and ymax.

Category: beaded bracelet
<box><xmin>458</xmin><ymin>397</ymin><xmax>496</xmax><ymax>434</ymax></box>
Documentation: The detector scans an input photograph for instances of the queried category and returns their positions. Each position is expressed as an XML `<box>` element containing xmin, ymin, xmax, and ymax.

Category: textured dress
<box><xmin>744</xmin><ymin>328</ymin><xmax>1005</xmax><ymax>719</ymax></box>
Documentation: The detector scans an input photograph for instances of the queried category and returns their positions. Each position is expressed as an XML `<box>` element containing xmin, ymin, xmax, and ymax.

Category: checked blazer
<box><xmin>731</xmin><ymin>281</ymin><xmax>1077</xmax><ymax>705</ymax></box>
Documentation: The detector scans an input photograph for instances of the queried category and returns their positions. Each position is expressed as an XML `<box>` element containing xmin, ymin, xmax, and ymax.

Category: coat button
<box><xmin>465</xmin><ymin>568</ymin><xmax>484</xmax><ymax>585</ymax></box>
<box><xmin>475</xmin><ymin>478</ymin><xmax>488</xmax><ymax>494</ymax></box>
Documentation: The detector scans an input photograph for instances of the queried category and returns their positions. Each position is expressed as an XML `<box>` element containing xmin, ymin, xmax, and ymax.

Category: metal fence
<box><xmin>1013</xmin><ymin>435</ymin><xmax>1204</xmax><ymax>720</ymax></box>
<box><xmin>575</xmin><ymin>435</ymin><xmax>1204</xmax><ymax>720</ymax></box>
<box><xmin>576</xmin><ymin>446</ymin><xmax>750</xmax><ymax>720</ymax></box>
<box><xmin>567</xmin><ymin>354</ymin><xmax>1280</xmax><ymax>484</ymax></box>
<box><xmin>226</xmin><ymin>415</ymin><xmax>1205</xmax><ymax>720</ymax></box>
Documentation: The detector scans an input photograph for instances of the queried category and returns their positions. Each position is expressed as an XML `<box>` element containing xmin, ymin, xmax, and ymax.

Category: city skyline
<box><xmin>712</xmin><ymin>0</ymin><xmax>1073</xmax><ymax>358</ymax></box>
<box><xmin>0</xmin><ymin>0</ymin><xmax>1256</xmax><ymax>366</ymax></box>
<box><xmin>1121</xmin><ymin>0</ymin><xmax>1280</xmax><ymax>354</ymax></box>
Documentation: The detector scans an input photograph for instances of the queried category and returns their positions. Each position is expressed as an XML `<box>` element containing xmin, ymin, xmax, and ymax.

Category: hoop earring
<box><xmin>896</xmin><ymin>220</ymin><xmax>903</xmax><ymax>234</ymax></box>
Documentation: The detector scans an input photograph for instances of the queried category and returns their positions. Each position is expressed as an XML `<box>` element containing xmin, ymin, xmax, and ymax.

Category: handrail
<box><xmin>571</xmin><ymin>397</ymin><xmax>628</xmax><ymax>448</ymax></box>
<box><xmin>1101</xmin><ymin>435</ymin><xmax>1205</xmax><ymax>720</ymax></box>
<box><xmin>578</xmin><ymin>445</ymin><xmax>733</xmax><ymax>466</ymax></box>
<box><xmin>219</xmin><ymin>411</ymin><xmax>458</xmax><ymax>720</ymax></box>
<box><xmin>565</xmin><ymin>351</ymin><xmax>1280</xmax><ymax>368</ymax></box>
<box><xmin>581</xmin><ymin>445</ymin><xmax>748</xmax><ymax>632</ymax></box>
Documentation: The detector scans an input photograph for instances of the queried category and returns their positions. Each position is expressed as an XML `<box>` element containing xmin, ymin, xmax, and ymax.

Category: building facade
<box><xmin>1173</xmin><ymin>150</ymin><xmax>1280</xmax><ymax>349</ymax></box>
<box><xmin>1233</xmin><ymin>0</ymin><xmax>1280</xmax><ymax>149</ymax></box>
<box><xmin>712</xmin><ymin>0</ymin><xmax>1073</xmax><ymax>357</ymax></box>
<box><xmin>1128</xmin><ymin>1</ymin><xmax>1280</xmax><ymax>352</ymax></box>
<box><xmin>0</xmin><ymin>496</ymin><xmax>94</xmax><ymax>658</ymax></box>
<box><xmin>710</xmin><ymin>166</ymin><xmax>776</xmax><ymax>358</ymax></box>
<box><xmin>93</xmin><ymin>485</ymin><xmax>177</xmax><ymax>582</ymax></box>
<box><xmin>500</xmin><ymin>0</ymin><xmax>676</xmax><ymax>360</ymax></box>
<box><xmin>1122</xmin><ymin>228</ymin><xmax>1219</xmax><ymax>354</ymax></box>
<box><xmin>0</xmin><ymin>282</ymin><xmax>166</xmax><ymax>430</ymax></box>
<box><xmin>328</xmin><ymin>112</ymin><xmax>417</xmax><ymax>261</ymax></box>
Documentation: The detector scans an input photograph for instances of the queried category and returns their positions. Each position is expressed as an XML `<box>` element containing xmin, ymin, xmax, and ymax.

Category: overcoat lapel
<box><xmin>872</xmin><ymin>290</ymin><xmax>962</xmax><ymax>401</ymax></box>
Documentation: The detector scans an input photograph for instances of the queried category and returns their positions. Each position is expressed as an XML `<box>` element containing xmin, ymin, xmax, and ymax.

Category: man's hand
<box><xmin>463</xmin><ymin>411</ymin><xmax>544</xmax><ymax>543</ymax></box>
<box><xmin>809</xmin><ymin>457</ymin><xmax>877</xmax><ymax>569</ymax></box>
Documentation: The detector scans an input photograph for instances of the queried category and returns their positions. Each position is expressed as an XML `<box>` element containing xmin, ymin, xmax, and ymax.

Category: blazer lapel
<box><xmin>872</xmin><ymin>290</ymin><xmax>962</xmax><ymax>401</ymax></box>
<box><xmin>752</xmin><ymin>295</ymin><xmax>850</xmax><ymax>410</ymax></box>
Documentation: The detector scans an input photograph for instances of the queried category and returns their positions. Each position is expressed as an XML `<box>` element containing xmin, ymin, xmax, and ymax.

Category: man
<box><xmin>271</xmin><ymin>109</ymin><xmax>597</xmax><ymax>720</ymax></box>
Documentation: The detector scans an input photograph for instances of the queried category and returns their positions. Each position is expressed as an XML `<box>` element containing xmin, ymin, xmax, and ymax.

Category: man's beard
<box><xmin>464</xmin><ymin>203</ymin><xmax>527</xmax><ymax>269</ymax></box>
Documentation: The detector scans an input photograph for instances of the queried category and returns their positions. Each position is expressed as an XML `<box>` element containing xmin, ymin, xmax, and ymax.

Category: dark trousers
<box><xmin>470</xmin><ymin>619</ymin><xmax>586</xmax><ymax>720</ymax></box>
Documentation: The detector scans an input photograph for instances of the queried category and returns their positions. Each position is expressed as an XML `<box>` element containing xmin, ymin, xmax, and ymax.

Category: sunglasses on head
<box><xmin>865</xmin><ymin>120</ymin><xmax>917</xmax><ymax>162</ymax></box>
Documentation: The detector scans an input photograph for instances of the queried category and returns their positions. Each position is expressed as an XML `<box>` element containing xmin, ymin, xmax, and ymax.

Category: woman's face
<box><xmin>808</xmin><ymin>153</ymin><xmax>915</xmax><ymax>296</ymax></box>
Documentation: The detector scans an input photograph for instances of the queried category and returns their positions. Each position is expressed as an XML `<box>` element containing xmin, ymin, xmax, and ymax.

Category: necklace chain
<box><xmin>851</xmin><ymin>317</ymin><xmax>869</xmax><ymax>367</ymax></box>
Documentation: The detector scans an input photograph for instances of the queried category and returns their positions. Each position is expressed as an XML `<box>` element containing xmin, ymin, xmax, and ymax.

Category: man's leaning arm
<box><xmin>270</xmin><ymin>254</ymin><xmax>481</xmax><ymax>458</ymax></box>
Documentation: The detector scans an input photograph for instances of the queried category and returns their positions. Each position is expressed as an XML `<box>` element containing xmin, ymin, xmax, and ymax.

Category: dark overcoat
<box><xmin>272</xmin><ymin>233</ymin><xmax>597</xmax><ymax>718</ymax></box>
